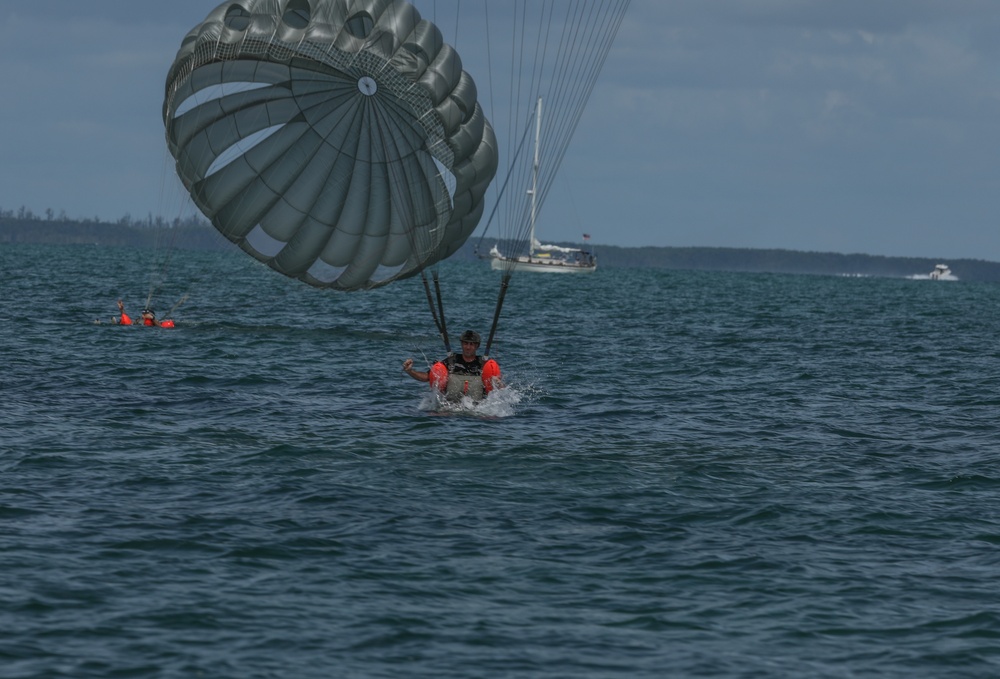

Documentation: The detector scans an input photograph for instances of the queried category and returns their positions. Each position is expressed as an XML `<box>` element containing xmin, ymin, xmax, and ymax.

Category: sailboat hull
<box><xmin>490</xmin><ymin>254</ymin><xmax>596</xmax><ymax>274</ymax></box>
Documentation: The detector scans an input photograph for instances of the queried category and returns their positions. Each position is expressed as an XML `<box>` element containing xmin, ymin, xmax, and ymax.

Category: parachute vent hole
<box><xmin>358</xmin><ymin>76</ymin><xmax>378</xmax><ymax>96</ymax></box>
<box><xmin>282</xmin><ymin>0</ymin><xmax>312</xmax><ymax>29</ymax></box>
<box><xmin>224</xmin><ymin>4</ymin><xmax>251</xmax><ymax>31</ymax></box>
<box><xmin>346</xmin><ymin>12</ymin><xmax>374</xmax><ymax>39</ymax></box>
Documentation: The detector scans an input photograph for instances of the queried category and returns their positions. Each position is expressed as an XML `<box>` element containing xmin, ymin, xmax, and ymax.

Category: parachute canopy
<box><xmin>163</xmin><ymin>0</ymin><xmax>498</xmax><ymax>291</ymax></box>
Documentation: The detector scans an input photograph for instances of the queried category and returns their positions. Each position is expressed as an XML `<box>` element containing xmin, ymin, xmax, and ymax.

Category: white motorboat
<box><xmin>928</xmin><ymin>264</ymin><xmax>957</xmax><ymax>280</ymax></box>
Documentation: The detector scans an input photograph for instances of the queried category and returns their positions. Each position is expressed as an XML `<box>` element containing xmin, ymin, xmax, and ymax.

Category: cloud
<box><xmin>2</xmin><ymin>0</ymin><xmax>998</xmax><ymax>259</ymax></box>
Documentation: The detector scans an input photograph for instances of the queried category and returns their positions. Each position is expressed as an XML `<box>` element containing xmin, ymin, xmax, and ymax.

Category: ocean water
<box><xmin>2</xmin><ymin>242</ymin><xmax>1000</xmax><ymax>678</ymax></box>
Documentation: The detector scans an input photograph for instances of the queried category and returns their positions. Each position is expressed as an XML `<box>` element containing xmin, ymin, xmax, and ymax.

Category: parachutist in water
<box><xmin>113</xmin><ymin>300</ymin><xmax>175</xmax><ymax>328</ymax></box>
<box><xmin>403</xmin><ymin>330</ymin><xmax>486</xmax><ymax>381</ymax></box>
<box><xmin>114</xmin><ymin>299</ymin><xmax>132</xmax><ymax>325</ymax></box>
<box><xmin>403</xmin><ymin>330</ymin><xmax>501</xmax><ymax>401</ymax></box>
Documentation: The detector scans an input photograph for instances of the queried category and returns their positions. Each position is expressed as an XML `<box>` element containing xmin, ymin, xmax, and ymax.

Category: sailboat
<box><xmin>489</xmin><ymin>98</ymin><xmax>597</xmax><ymax>274</ymax></box>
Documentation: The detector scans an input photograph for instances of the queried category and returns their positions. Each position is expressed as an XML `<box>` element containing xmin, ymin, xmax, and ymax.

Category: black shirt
<box><xmin>445</xmin><ymin>354</ymin><xmax>486</xmax><ymax>376</ymax></box>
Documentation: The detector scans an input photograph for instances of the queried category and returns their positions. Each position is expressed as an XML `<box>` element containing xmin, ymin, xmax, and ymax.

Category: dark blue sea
<box><xmin>3</xmin><ymin>242</ymin><xmax>1000</xmax><ymax>678</ymax></box>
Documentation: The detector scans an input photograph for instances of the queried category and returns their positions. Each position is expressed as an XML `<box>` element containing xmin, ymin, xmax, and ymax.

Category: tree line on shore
<box><xmin>4</xmin><ymin>210</ymin><xmax>1000</xmax><ymax>282</ymax></box>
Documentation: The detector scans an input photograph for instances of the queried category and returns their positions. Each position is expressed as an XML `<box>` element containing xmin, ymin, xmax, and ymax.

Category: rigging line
<box><xmin>522</xmin><ymin>1</ymin><xmax>555</xmax><ymax>131</ymax></box>
<box><xmin>490</xmin><ymin>1</ymin><xmax>630</xmax><ymax>266</ymax></box>
<box><xmin>560</xmin><ymin>1</ymin><xmax>630</xmax><ymax>131</ymax></box>
<box><xmin>474</xmin><ymin>108</ymin><xmax>536</xmax><ymax>255</ymax></box>
<box><xmin>539</xmin><ymin>1</ymin><xmax>600</xmax><ymax>169</ymax></box>
<box><xmin>527</xmin><ymin>1</ymin><xmax>553</xmax><ymax>117</ymax></box>
<box><xmin>509</xmin><ymin>1</ymin><xmax>533</xmax><ymax>211</ymax></box>
<box><xmin>521</xmin><ymin>4</ymin><xmax>572</xmax><ymax>241</ymax></box>
<box><xmin>509</xmin><ymin>9</ymin><xmax>573</xmax><ymax>220</ymax></box>
<box><xmin>545</xmin><ymin>1</ymin><xmax>596</xmax><ymax>153</ymax></box>
<box><xmin>420</xmin><ymin>270</ymin><xmax>446</xmax><ymax>345</ymax></box>
<box><xmin>365</xmin><ymin>69</ymin><xmax>453</xmax><ymax>359</ymax></box>
<box><xmin>503</xmin><ymin>3</ymin><xmax>550</xmax><ymax>252</ymax></box>
<box><xmin>473</xmin><ymin>112</ymin><xmax>534</xmax><ymax>255</ymax></box>
<box><xmin>380</xmin><ymin>73</ymin><xmax>453</xmax><ymax>263</ymax></box>
<box><xmin>415</xmin><ymin>345</ymin><xmax>434</xmax><ymax>371</ymax></box>
<box><xmin>433</xmin><ymin>269</ymin><xmax>451</xmax><ymax>353</ymax></box>
<box><xmin>159</xmin><ymin>137</ymin><xmax>235</xmax><ymax>312</ymax></box>
<box><xmin>484</xmin><ymin>272</ymin><xmax>510</xmax><ymax>358</ymax></box>
<box><xmin>144</xmin><ymin>215</ymin><xmax>183</xmax><ymax>312</ymax></box>
<box><xmin>527</xmin><ymin>2</ymin><xmax>630</xmax><ymax>224</ymax></box>
<box><xmin>480</xmin><ymin>0</ymin><xmax>511</xmax><ymax>251</ymax></box>
<box><xmin>512</xmin><ymin>0</ymin><xmax>529</xmax><ymax>184</ymax></box>
<box><xmin>368</xmin><ymin>89</ymin><xmax>429</xmax><ymax>283</ymax></box>
<box><xmin>537</xmin><ymin>3</ymin><xmax>631</xmax><ymax>209</ymax></box>
<box><xmin>482</xmin><ymin>0</ymin><xmax>495</xmax><ymax>134</ymax></box>
<box><xmin>165</xmin><ymin>293</ymin><xmax>189</xmax><ymax>318</ymax></box>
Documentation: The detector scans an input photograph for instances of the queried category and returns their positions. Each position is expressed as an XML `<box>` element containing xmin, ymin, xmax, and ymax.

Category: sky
<box><xmin>2</xmin><ymin>0</ymin><xmax>998</xmax><ymax>261</ymax></box>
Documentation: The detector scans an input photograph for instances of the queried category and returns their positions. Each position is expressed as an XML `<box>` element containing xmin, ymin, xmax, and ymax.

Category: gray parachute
<box><xmin>163</xmin><ymin>0</ymin><xmax>498</xmax><ymax>291</ymax></box>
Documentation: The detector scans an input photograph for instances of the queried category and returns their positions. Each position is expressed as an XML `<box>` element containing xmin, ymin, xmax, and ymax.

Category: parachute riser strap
<box><xmin>165</xmin><ymin>294</ymin><xmax>189</xmax><ymax>318</ymax></box>
<box><xmin>144</xmin><ymin>225</ymin><xmax>181</xmax><ymax>313</ymax></box>
<box><xmin>420</xmin><ymin>271</ymin><xmax>449</xmax><ymax>354</ymax></box>
<box><xmin>484</xmin><ymin>273</ymin><xmax>511</xmax><ymax>358</ymax></box>
<box><xmin>433</xmin><ymin>270</ymin><xmax>451</xmax><ymax>354</ymax></box>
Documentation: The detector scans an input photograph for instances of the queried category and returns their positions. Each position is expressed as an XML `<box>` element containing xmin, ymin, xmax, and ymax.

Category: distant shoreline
<box><xmin>4</xmin><ymin>217</ymin><xmax>1000</xmax><ymax>282</ymax></box>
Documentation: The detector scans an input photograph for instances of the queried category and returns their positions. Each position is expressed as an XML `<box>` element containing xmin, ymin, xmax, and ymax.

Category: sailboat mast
<box><xmin>528</xmin><ymin>97</ymin><xmax>542</xmax><ymax>258</ymax></box>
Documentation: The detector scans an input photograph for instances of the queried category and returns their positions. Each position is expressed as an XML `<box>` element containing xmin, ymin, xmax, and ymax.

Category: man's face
<box><xmin>461</xmin><ymin>340</ymin><xmax>478</xmax><ymax>356</ymax></box>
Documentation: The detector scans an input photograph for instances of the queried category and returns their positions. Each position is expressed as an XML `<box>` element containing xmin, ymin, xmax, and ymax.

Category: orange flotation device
<box><xmin>481</xmin><ymin>359</ymin><xmax>501</xmax><ymax>394</ymax></box>
<box><xmin>159</xmin><ymin>320</ymin><xmax>176</xmax><ymax>328</ymax></box>
<box><xmin>119</xmin><ymin>312</ymin><xmax>132</xmax><ymax>325</ymax></box>
<box><xmin>429</xmin><ymin>362</ymin><xmax>449</xmax><ymax>392</ymax></box>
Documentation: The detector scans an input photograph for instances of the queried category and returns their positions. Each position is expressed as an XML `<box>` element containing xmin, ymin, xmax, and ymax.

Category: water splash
<box><xmin>417</xmin><ymin>383</ymin><xmax>526</xmax><ymax>418</ymax></box>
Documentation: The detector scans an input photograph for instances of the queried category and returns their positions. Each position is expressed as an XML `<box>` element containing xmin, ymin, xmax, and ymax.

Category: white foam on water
<box><xmin>417</xmin><ymin>382</ymin><xmax>528</xmax><ymax>418</ymax></box>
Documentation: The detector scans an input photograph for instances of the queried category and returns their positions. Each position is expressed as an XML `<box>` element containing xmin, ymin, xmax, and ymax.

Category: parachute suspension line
<box><xmin>366</xmin><ymin>79</ymin><xmax>434</xmax><ymax>279</ymax></box>
<box><xmin>142</xmin><ymin>217</ymin><xmax>183</xmax><ymax>314</ymax></box>
<box><xmin>360</xmin><ymin>55</ymin><xmax>449</xmax><ymax>352</ymax></box>
<box><xmin>472</xmin><ymin>0</ymin><xmax>500</xmax><ymax>256</ymax></box>
<box><xmin>485</xmin><ymin>272</ymin><xmax>511</xmax><ymax>359</ymax></box>
<box><xmin>536</xmin><ymin>0</ymin><xmax>631</xmax><ymax>209</ymax></box>
<box><xmin>424</xmin><ymin>0</ymin><xmax>464</xmax><ymax>48</ymax></box>
<box><xmin>433</xmin><ymin>270</ymin><xmax>451</xmax><ymax>353</ymax></box>
<box><xmin>165</xmin><ymin>294</ymin><xmax>190</xmax><ymax>318</ymax></box>
<box><xmin>528</xmin><ymin>96</ymin><xmax>543</xmax><ymax>258</ymax></box>
<box><xmin>487</xmin><ymin>1</ymin><xmax>552</xmax><ymax>276</ymax></box>
<box><xmin>453</xmin><ymin>1</ymin><xmax>462</xmax><ymax>49</ymax></box>
<box><xmin>150</xmin><ymin>134</ymin><xmax>194</xmax><ymax>307</ymax></box>
<box><xmin>420</xmin><ymin>270</ymin><xmax>449</xmax><ymax>352</ymax></box>
<box><xmin>500</xmin><ymin>100</ymin><xmax>545</xmax><ymax>276</ymax></box>
<box><xmin>474</xmin><ymin>109</ymin><xmax>536</xmax><ymax>256</ymax></box>
<box><xmin>485</xmin><ymin>0</ymin><xmax>631</xmax><ymax>275</ymax></box>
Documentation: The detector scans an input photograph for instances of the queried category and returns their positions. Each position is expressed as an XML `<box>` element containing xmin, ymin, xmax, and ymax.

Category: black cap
<box><xmin>460</xmin><ymin>329</ymin><xmax>480</xmax><ymax>345</ymax></box>
<box><xmin>142</xmin><ymin>308</ymin><xmax>155</xmax><ymax>316</ymax></box>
